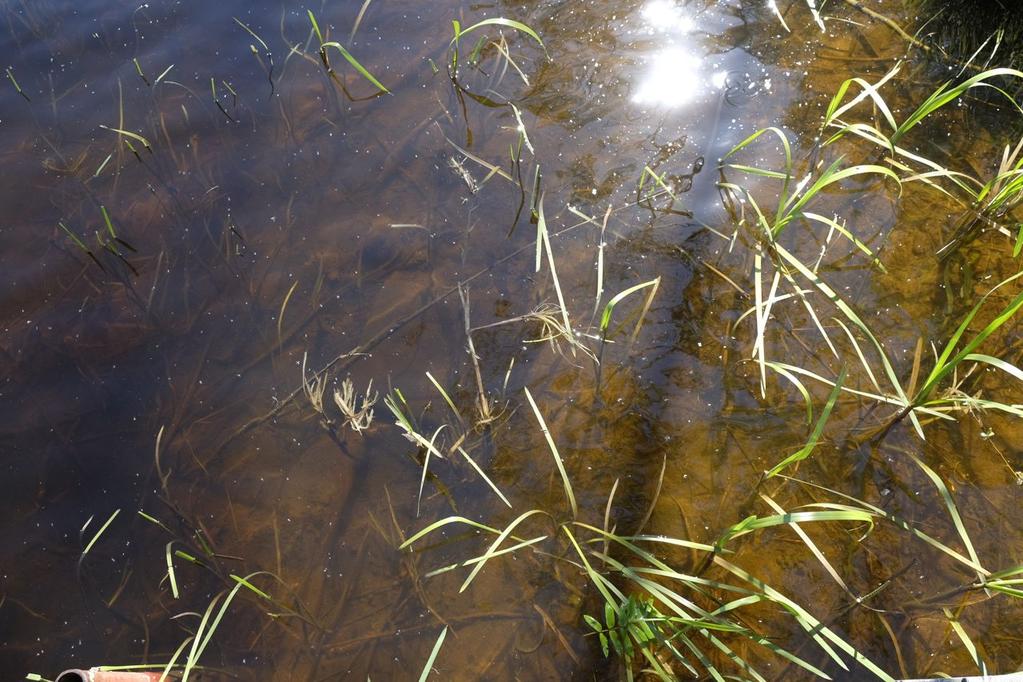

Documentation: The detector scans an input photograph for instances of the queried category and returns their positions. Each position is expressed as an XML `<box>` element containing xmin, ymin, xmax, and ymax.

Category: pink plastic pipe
<box><xmin>56</xmin><ymin>670</ymin><xmax>171</xmax><ymax>682</ymax></box>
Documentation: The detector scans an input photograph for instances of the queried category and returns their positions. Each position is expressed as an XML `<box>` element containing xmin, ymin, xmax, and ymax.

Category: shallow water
<box><xmin>2</xmin><ymin>0</ymin><xmax>1023</xmax><ymax>679</ymax></box>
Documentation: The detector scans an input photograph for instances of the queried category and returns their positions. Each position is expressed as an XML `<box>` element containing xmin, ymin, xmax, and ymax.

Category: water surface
<box><xmin>2</xmin><ymin>0</ymin><xmax>1023</xmax><ymax>679</ymax></box>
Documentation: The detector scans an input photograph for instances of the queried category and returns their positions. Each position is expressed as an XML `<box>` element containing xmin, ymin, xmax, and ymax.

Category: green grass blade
<box><xmin>278</xmin><ymin>279</ymin><xmax>299</xmax><ymax>346</ymax></box>
<box><xmin>455</xmin><ymin>446</ymin><xmax>511</xmax><ymax>508</ymax></box>
<box><xmin>230</xmin><ymin>573</ymin><xmax>273</xmax><ymax>601</ymax></box>
<box><xmin>767</xmin><ymin>362</ymin><xmax>814</xmax><ymax>423</ymax></box>
<box><xmin>452</xmin><ymin>17</ymin><xmax>546</xmax><ymax>56</ymax></box>
<box><xmin>425</xmin><ymin>535</ymin><xmax>546</xmax><ymax>577</ymax></box>
<box><xmin>576</xmin><ymin>526</ymin><xmax>715</xmax><ymax>555</ymax></box>
<box><xmin>803</xmin><ymin>212</ymin><xmax>885</xmax><ymax>271</ymax></box>
<box><xmin>534</xmin><ymin>195</ymin><xmax>574</xmax><ymax>352</ymax></box>
<box><xmin>182</xmin><ymin>574</ymin><xmax>270</xmax><ymax>681</ymax></box>
<box><xmin>824</xmin><ymin>67</ymin><xmax>901</xmax><ymax>131</ymax></box>
<box><xmin>781</xmin><ymin>164</ymin><xmax>901</xmax><ymax>232</ymax></box>
<box><xmin>761</xmin><ymin>493</ymin><xmax>851</xmax><ymax>594</ymax></box>
<box><xmin>965</xmin><ymin>353</ymin><xmax>1023</xmax><ymax>382</ymax></box>
<box><xmin>399</xmin><ymin>516</ymin><xmax>502</xmax><ymax>550</ymax></box>
<box><xmin>599</xmin><ymin>278</ymin><xmax>661</xmax><ymax>339</ymax></box>
<box><xmin>893</xmin><ymin>68</ymin><xmax>1023</xmax><ymax>144</ymax></box>
<box><xmin>82</xmin><ymin>509</ymin><xmax>120</xmax><ymax>555</ymax></box>
<box><xmin>418</xmin><ymin>626</ymin><xmax>448</xmax><ymax>682</ymax></box>
<box><xmin>320</xmin><ymin>41</ymin><xmax>389</xmax><ymax>93</ymax></box>
<box><xmin>58</xmin><ymin>221</ymin><xmax>90</xmax><ymax>252</ymax></box>
<box><xmin>417</xmin><ymin>425</ymin><xmax>447</xmax><ymax>517</ymax></box>
<box><xmin>154</xmin><ymin>64</ymin><xmax>174</xmax><ymax>85</ymax></box>
<box><xmin>832</xmin><ymin>317</ymin><xmax>882</xmax><ymax>393</ymax></box>
<box><xmin>307</xmin><ymin>9</ymin><xmax>324</xmax><ymax>44</ymax></box>
<box><xmin>137</xmin><ymin>510</ymin><xmax>173</xmax><ymax>535</ymax></box>
<box><xmin>723</xmin><ymin>164</ymin><xmax>790</xmax><ymax>180</ymax></box>
<box><xmin>562</xmin><ymin>525</ymin><xmax>625</xmax><ymax>607</ymax></box>
<box><xmin>426</xmin><ymin>371</ymin><xmax>464</xmax><ymax>425</ymax></box>
<box><xmin>723</xmin><ymin>509</ymin><xmax>873</xmax><ymax>542</ymax></box>
<box><xmin>943</xmin><ymin>608</ymin><xmax>987</xmax><ymax>675</ymax></box>
<box><xmin>100</xmin><ymin>206</ymin><xmax>117</xmax><ymax>239</ymax></box>
<box><xmin>460</xmin><ymin>509</ymin><xmax>547</xmax><ymax>592</ymax></box>
<box><xmin>765</xmin><ymin>361</ymin><xmax>953</xmax><ymax>421</ymax></box>
<box><xmin>6</xmin><ymin>66</ymin><xmax>28</xmax><ymax>100</ymax></box>
<box><xmin>916</xmin><ymin>272</ymin><xmax>1023</xmax><ymax>402</ymax></box>
<box><xmin>233</xmin><ymin>17</ymin><xmax>270</xmax><ymax>53</ymax></box>
<box><xmin>181</xmin><ymin>593</ymin><xmax>220</xmax><ymax>682</ymax></box>
<box><xmin>781</xmin><ymin>477</ymin><xmax>991</xmax><ymax>574</ymax></box>
<box><xmin>772</xmin><ymin>242</ymin><xmax>921</xmax><ymax>436</ymax></box>
<box><xmin>722</xmin><ymin>126</ymin><xmax>792</xmax><ymax>218</ymax></box>
<box><xmin>766</xmin><ymin>366</ymin><xmax>846</xmax><ymax>477</ymax></box>
<box><xmin>910</xmin><ymin>454</ymin><xmax>985</xmax><ymax>577</ymax></box>
<box><xmin>165</xmin><ymin>542</ymin><xmax>179</xmax><ymax>599</ymax></box>
<box><xmin>714</xmin><ymin>556</ymin><xmax>894</xmax><ymax>680</ymax></box>
<box><xmin>99</xmin><ymin>124</ymin><xmax>152</xmax><ymax>151</ymax></box>
<box><xmin>523</xmin><ymin>386</ymin><xmax>576</xmax><ymax>517</ymax></box>
<box><xmin>639</xmin><ymin>165</ymin><xmax>678</xmax><ymax>201</ymax></box>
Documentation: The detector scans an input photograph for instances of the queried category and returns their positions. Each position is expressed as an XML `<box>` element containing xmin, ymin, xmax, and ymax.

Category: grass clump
<box><xmin>397</xmin><ymin>397</ymin><xmax>922</xmax><ymax>680</ymax></box>
<box><xmin>906</xmin><ymin>0</ymin><xmax>1023</xmax><ymax>69</ymax></box>
<box><xmin>720</xmin><ymin>64</ymin><xmax>1023</xmax><ymax>441</ymax></box>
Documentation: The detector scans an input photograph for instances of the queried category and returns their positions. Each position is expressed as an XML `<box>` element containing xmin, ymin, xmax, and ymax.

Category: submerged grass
<box><xmin>80</xmin><ymin>509</ymin><xmax>121</xmax><ymax>556</ymax></box>
<box><xmin>342</xmin><ymin>46</ymin><xmax>1023</xmax><ymax>678</ymax></box>
<box><xmin>233</xmin><ymin>16</ymin><xmax>274</xmax><ymax>90</ymax></box>
<box><xmin>824</xmin><ymin>66</ymin><xmax>1023</xmax><ymax>257</ymax></box>
<box><xmin>721</xmin><ymin>63</ymin><xmax>1023</xmax><ymax>442</ymax></box>
<box><xmin>25</xmin><ymin>5</ymin><xmax>1023</xmax><ymax>681</ymax></box>
<box><xmin>418</xmin><ymin>625</ymin><xmax>448</xmax><ymax>681</ymax></box>
<box><xmin>523</xmin><ymin>387</ymin><xmax>576</xmax><ymax>519</ymax></box>
<box><xmin>765</xmin><ymin>366</ymin><xmax>846</xmax><ymax>478</ymax></box>
<box><xmin>399</xmin><ymin>437</ymin><xmax>923</xmax><ymax>680</ymax></box>
<box><xmin>6</xmin><ymin>66</ymin><xmax>29</xmax><ymax>101</ymax></box>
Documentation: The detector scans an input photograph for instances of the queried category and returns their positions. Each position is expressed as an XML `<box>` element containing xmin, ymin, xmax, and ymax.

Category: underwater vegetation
<box><xmin>4</xmin><ymin>0</ymin><xmax>1023</xmax><ymax>680</ymax></box>
<box><xmin>906</xmin><ymin>0</ymin><xmax>1023</xmax><ymax>67</ymax></box>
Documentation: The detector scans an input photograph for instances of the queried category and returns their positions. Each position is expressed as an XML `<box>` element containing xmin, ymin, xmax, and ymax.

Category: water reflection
<box><xmin>10</xmin><ymin>0</ymin><xmax>1018</xmax><ymax>678</ymax></box>
<box><xmin>631</xmin><ymin>0</ymin><xmax>720</xmax><ymax>108</ymax></box>
<box><xmin>640</xmin><ymin>0</ymin><xmax>696</xmax><ymax>33</ymax></box>
<box><xmin>631</xmin><ymin>47</ymin><xmax>705</xmax><ymax>107</ymax></box>
<box><xmin>630</xmin><ymin>0</ymin><xmax>773</xmax><ymax>112</ymax></box>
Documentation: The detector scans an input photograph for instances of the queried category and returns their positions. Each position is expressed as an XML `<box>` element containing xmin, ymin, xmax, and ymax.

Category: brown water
<box><xmin>2</xmin><ymin>0</ymin><xmax>1023</xmax><ymax>679</ymax></box>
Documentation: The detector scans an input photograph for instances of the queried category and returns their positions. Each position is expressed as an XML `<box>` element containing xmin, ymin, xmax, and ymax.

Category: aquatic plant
<box><xmin>380</xmin><ymin>54</ymin><xmax>1023</xmax><ymax>676</ymax></box>
<box><xmin>824</xmin><ymin>65</ymin><xmax>1023</xmax><ymax>258</ymax></box>
<box><xmin>720</xmin><ymin>65</ymin><xmax>1023</xmax><ymax>441</ymax></box>
<box><xmin>905</xmin><ymin>0</ymin><xmax>1023</xmax><ymax>68</ymax></box>
<box><xmin>16</xmin><ymin>2</ymin><xmax>1023</xmax><ymax>680</ymax></box>
<box><xmin>448</xmin><ymin>17</ymin><xmax>546</xmax><ymax>77</ymax></box>
<box><xmin>333</xmin><ymin>377</ymin><xmax>378</xmax><ymax>433</ymax></box>
<box><xmin>6</xmin><ymin>65</ymin><xmax>29</xmax><ymax>100</ymax></box>
<box><xmin>398</xmin><ymin>380</ymin><xmax>1023</xmax><ymax>680</ymax></box>
<box><xmin>308</xmin><ymin>9</ymin><xmax>389</xmax><ymax>94</ymax></box>
<box><xmin>233</xmin><ymin>16</ymin><xmax>274</xmax><ymax>91</ymax></box>
<box><xmin>719</xmin><ymin>127</ymin><xmax>899</xmax><ymax>399</ymax></box>
<box><xmin>395</xmin><ymin>355</ymin><xmax>1023</xmax><ymax>680</ymax></box>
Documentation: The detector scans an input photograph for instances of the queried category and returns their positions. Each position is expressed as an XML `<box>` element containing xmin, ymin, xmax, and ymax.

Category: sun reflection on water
<box><xmin>631</xmin><ymin>47</ymin><xmax>704</xmax><ymax>107</ymax></box>
<box><xmin>631</xmin><ymin>0</ymin><xmax>725</xmax><ymax>109</ymax></box>
<box><xmin>641</xmin><ymin>0</ymin><xmax>696</xmax><ymax>34</ymax></box>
